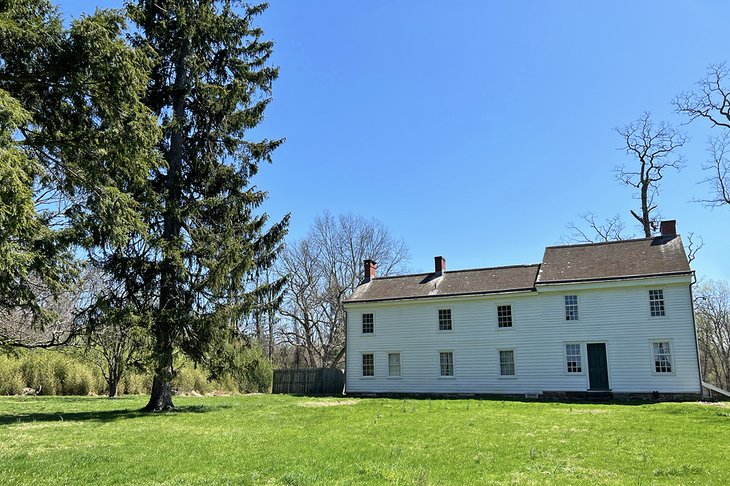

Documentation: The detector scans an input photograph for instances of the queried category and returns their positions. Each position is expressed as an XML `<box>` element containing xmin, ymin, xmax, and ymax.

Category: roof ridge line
<box><xmin>545</xmin><ymin>235</ymin><xmax>679</xmax><ymax>250</ymax></box>
<box><xmin>370</xmin><ymin>263</ymin><xmax>541</xmax><ymax>281</ymax></box>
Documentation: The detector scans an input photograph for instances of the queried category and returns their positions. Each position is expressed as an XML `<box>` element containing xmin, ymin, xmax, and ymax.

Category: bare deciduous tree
<box><xmin>675</xmin><ymin>63</ymin><xmax>730</xmax><ymax>209</ymax></box>
<box><xmin>563</xmin><ymin>212</ymin><xmax>629</xmax><ymax>244</ymax></box>
<box><xmin>615</xmin><ymin>112</ymin><xmax>687</xmax><ymax>237</ymax></box>
<box><xmin>674</xmin><ymin>63</ymin><xmax>730</xmax><ymax>129</ymax></box>
<box><xmin>695</xmin><ymin>280</ymin><xmax>730</xmax><ymax>391</ymax></box>
<box><xmin>0</xmin><ymin>278</ymin><xmax>84</xmax><ymax>349</ymax></box>
<box><xmin>697</xmin><ymin>131</ymin><xmax>730</xmax><ymax>208</ymax></box>
<box><xmin>278</xmin><ymin>213</ymin><xmax>409</xmax><ymax>368</ymax></box>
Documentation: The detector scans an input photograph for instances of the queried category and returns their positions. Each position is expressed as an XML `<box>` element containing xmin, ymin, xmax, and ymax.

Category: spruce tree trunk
<box><xmin>144</xmin><ymin>342</ymin><xmax>174</xmax><ymax>411</ymax></box>
<box><xmin>143</xmin><ymin>40</ymin><xmax>188</xmax><ymax>413</ymax></box>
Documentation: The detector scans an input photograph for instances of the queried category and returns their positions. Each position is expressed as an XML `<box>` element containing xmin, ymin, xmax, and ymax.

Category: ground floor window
<box><xmin>362</xmin><ymin>353</ymin><xmax>374</xmax><ymax>376</ymax></box>
<box><xmin>440</xmin><ymin>352</ymin><xmax>453</xmax><ymax>376</ymax></box>
<box><xmin>388</xmin><ymin>353</ymin><xmax>401</xmax><ymax>377</ymax></box>
<box><xmin>565</xmin><ymin>343</ymin><xmax>582</xmax><ymax>373</ymax></box>
<box><xmin>652</xmin><ymin>341</ymin><xmax>672</xmax><ymax>373</ymax></box>
<box><xmin>499</xmin><ymin>350</ymin><xmax>515</xmax><ymax>376</ymax></box>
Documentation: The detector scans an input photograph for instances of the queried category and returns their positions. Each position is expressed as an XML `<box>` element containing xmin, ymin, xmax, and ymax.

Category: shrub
<box><xmin>229</xmin><ymin>345</ymin><xmax>273</xmax><ymax>393</ymax></box>
<box><xmin>0</xmin><ymin>355</ymin><xmax>24</xmax><ymax>395</ymax></box>
<box><xmin>121</xmin><ymin>372</ymin><xmax>152</xmax><ymax>395</ymax></box>
<box><xmin>61</xmin><ymin>362</ymin><xmax>96</xmax><ymax>395</ymax></box>
<box><xmin>1</xmin><ymin>346</ymin><xmax>270</xmax><ymax>396</ymax></box>
<box><xmin>19</xmin><ymin>352</ymin><xmax>59</xmax><ymax>395</ymax></box>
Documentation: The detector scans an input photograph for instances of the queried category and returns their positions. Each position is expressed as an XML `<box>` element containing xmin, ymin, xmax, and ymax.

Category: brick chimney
<box><xmin>434</xmin><ymin>256</ymin><xmax>446</xmax><ymax>276</ymax></box>
<box><xmin>363</xmin><ymin>259</ymin><xmax>377</xmax><ymax>283</ymax></box>
<box><xmin>660</xmin><ymin>220</ymin><xmax>677</xmax><ymax>236</ymax></box>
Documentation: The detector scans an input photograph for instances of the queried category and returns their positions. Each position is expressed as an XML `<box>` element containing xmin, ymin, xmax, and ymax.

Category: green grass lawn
<box><xmin>0</xmin><ymin>395</ymin><xmax>728</xmax><ymax>485</ymax></box>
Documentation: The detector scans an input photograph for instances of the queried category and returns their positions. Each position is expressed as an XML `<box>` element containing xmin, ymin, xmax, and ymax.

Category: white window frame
<box><xmin>361</xmin><ymin>312</ymin><xmax>375</xmax><ymax>335</ymax></box>
<box><xmin>439</xmin><ymin>351</ymin><xmax>454</xmax><ymax>378</ymax></box>
<box><xmin>650</xmin><ymin>340</ymin><xmax>675</xmax><ymax>375</ymax></box>
<box><xmin>498</xmin><ymin>349</ymin><xmax>516</xmax><ymax>378</ymax></box>
<box><xmin>361</xmin><ymin>352</ymin><xmax>375</xmax><ymax>378</ymax></box>
<box><xmin>387</xmin><ymin>352</ymin><xmax>401</xmax><ymax>378</ymax></box>
<box><xmin>437</xmin><ymin>308</ymin><xmax>453</xmax><ymax>332</ymax></box>
<box><xmin>564</xmin><ymin>343</ymin><xmax>584</xmax><ymax>374</ymax></box>
<box><xmin>648</xmin><ymin>289</ymin><xmax>667</xmax><ymax>318</ymax></box>
<box><xmin>496</xmin><ymin>303</ymin><xmax>514</xmax><ymax>329</ymax></box>
<box><xmin>564</xmin><ymin>295</ymin><xmax>580</xmax><ymax>321</ymax></box>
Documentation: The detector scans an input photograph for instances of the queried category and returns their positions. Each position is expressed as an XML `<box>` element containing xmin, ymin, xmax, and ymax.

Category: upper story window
<box><xmin>653</xmin><ymin>341</ymin><xmax>673</xmax><ymax>373</ymax></box>
<box><xmin>388</xmin><ymin>353</ymin><xmax>401</xmax><ymax>377</ymax></box>
<box><xmin>565</xmin><ymin>295</ymin><xmax>579</xmax><ymax>321</ymax></box>
<box><xmin>439</xmin><ymin>351</ymin><xmax>454</xmax><ymax>376</ymax></box>
<box><xmin>649</xmin><ymin>289</ymin><xmax>666</xmax><ymax>317</ymax></box>
<box><xmin>438</xmin><ymin>309</ymin><xmax>452</xmax><ymax>331</ymax></box>
<box><xmin>362</xmin><ymin>313</ymin><xmax>374</xmax><ymax>334</ymax></box>
<box><xmin>499</xmin><ymin>350</ymin><xmax>515</xmax><ymax>376</ymax></box>
<box><xmin>497</xmin><ymin>305</ymin><xmax>513</xmax><ymax>328</ymax></box>
<box><xmin>565</xmin><ymin>344</ymin><xmax>582</xmax><ymax>373</ymax></box>
<box><xmin>362</xmin><ymin>353</ymin><xmax>374</xmax><ymax>376</ymax></box>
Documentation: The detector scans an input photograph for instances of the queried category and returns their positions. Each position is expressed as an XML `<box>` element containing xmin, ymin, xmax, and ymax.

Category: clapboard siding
<box><xmin>345</xmin><ymin>278</ymin><xmax>700</xmax><ymax>394</ymax></box>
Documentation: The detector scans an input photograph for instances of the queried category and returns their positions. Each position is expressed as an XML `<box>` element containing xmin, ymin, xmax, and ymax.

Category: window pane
<box><xmin>362</xmin><ymin>353</ymin><xmax>374</xmax><ymax>376</ymax></box>
<box><xmin>362</xmin><ymin>313</ymin><xmax>374</xmax><ymax>333</ymax></box>
<box><xmin>500</xmin><ymin>350</ymin><xmax>515</xmax><ymax>376</ymax></box>
<box><xmin>565</xmin><ymin>295</ymin><xmax>579</xmax><ymax>321</ymax></box>
<box><xmin>653</xmin><ymin>341</ymin><xmax>672</xmax><ymax>373</ymax></box>
<box><xmin>388</xmin><ymin>353</ymin><xmax>401</xmax><ymax>377</ymax></box>
<box><xmin>649</xmin><ymin>289</ymin><xmax>666</xmax><ymax>317</ymax></box>
<box><xmin>438</xmin><ymin>309</ymin><xmax>452</xmax><ymax>331</ymax></box>
<box><xmin>440</xmin><ymin>352</ymin><xmax>453</xmax><ymax>376</ymax></box>
<box><xmin>497</xmin><ymin>305</ymin><xmax>513</xmax><ymax>327</ymax></box>
<box><xmin>565</xmin><ymin>344</ymin><xmax>582</xmax><ymax>373</ymax></box>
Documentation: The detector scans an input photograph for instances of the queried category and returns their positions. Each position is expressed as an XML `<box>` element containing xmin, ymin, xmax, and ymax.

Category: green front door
<box><xmin>587</xmin><ymin>343</ymin><xmax>609</xmax><ymax>391</ymax></box>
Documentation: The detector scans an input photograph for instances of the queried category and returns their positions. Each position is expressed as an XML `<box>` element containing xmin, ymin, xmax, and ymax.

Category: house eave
<box><xmin>343</xmin><ymin>287</ymin><xmax>537</xmax><ymax>306</ymax></box>
<box><xmin>535</xmin><ymin>271</ymin><xmax>694</xmax><ymax>289</ymax></box>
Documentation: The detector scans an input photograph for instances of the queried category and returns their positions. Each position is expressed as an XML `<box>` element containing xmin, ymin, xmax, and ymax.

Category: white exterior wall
<box><xmin>344</xmin><ymin>277</ymin><xmax>701</xmax><ymax>395</ymax></box>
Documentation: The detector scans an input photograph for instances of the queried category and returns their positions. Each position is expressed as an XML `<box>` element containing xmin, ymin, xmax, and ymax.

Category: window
<box><xmin>388</xmin><ymin>353</ymin><xmax>401</xmax><ymax>377</ymax></box>
<box><xmin>439</xmin><ymin>352</ymin><xmax>454</xmax><ymax>376</ymax></box>
<box><xmin>565</xmin><ymin>295</ymin><xmax>579</xmax><ymax>321</ymax></box>
<box><xmin>649</xmin><ymin>289</ymin><xmax>666</xmax><ymax>317</ymax></box>
<box><xmin>438</xmin><ymin>309</ymin><xmax>452</xmax><ymax>331</ymax></box>
<box><xmin>362</xmin><ymin>313</ymin><xmax>374</xmax><ymax>334</ymax></box>
<box><xmin>499</xmin><ymin>350</ymin><xmax>515</xmax><ymax>376</ymax></box>
<box><xmin>653</xmin><ymin>342</ymin><xmax>673</xmax><ymax>373</ymax></box>
<box><xmin>565</xmin><ymin>344</ymin><xmax>582</xmax><ymax>373</ymax></box>
<box><xmin>362</xmin><ymin>353</ymin><xmax>374</xmax><ymax>376</ymax></box>
<box><xmin>497</xmin><ymin>305</ymin><xmax>513</xmax><ymax>328</ymax></box>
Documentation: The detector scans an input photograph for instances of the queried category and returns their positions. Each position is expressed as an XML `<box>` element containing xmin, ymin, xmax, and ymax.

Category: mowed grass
<box><xmin>0</xmin><ymin>395</ymin><xmax>728</xmax><ymax>485</ymax></box>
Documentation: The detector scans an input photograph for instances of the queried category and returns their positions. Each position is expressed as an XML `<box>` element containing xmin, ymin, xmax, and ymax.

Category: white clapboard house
<box><xmin>343</xmin><ymin>220</ymin><xmax>702</xmax><ymax>399</ymax></box>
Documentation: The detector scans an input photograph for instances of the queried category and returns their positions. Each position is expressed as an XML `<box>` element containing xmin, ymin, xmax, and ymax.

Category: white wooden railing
<box><xmin>702</xmin><ymin>381</ymin><xmax>730</xmax><ymax>399</ymax></box>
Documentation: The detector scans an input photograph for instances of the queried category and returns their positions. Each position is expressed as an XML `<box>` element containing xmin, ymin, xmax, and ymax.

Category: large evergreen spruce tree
<box><xmin>125</xmin><ymin>0</ymin><xmax>288</xmax><ymax>411</ymax></box>
<box><xmin>2</xmin><ymin>0</ymin><xmax>288</xmax><ymax>408</ymax></box>
<box><xmin>0</xmin><ymin>0</ymin><xmax>159</xmax><ymax>328</ymax></box>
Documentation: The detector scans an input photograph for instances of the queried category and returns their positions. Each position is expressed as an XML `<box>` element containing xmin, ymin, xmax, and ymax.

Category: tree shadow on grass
<box><xmin>0</xmin><ymin>404</ymin><xmax>230</xmax><ymax>426</ymax></box>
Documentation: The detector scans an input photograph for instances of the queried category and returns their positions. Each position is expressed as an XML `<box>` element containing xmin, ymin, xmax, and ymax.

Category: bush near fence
<box><xmin>0</xmin><ymin>348</ymin><xmax>273</xmax><ymax>396</ymax></box>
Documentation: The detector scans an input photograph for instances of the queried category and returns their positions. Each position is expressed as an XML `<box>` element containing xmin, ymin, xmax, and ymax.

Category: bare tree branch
<box><xmin>562</xmin><ymin>212</ymin><xmax>631</xmax><ymax>244</ymax></box>
<box><xmin>674</xmin><ymin>63</ymin><xmax>730</xmax><ymax>129</ymax></box>
<box><xmin>614</xmin><ymin>112</ymin><xmax>687</xmax><ymax>237</ymax></box>
<box><xmin>685</xmin><ymin>232</ymin><xmax>704</xmax><ymax>265</ymax></box>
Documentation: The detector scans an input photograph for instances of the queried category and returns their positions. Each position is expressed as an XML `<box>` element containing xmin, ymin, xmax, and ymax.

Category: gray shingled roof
<box><xmin>537</xmin><ymin>235</ymin><xmax>691</xmax><ymax>284</ymax></box>
<box><xmin>344</xmin><ymin>235</ymin><xmax>692</xmax><ymax>303</ymax></box>
<box><xmin>345</xmin><ymin>265</ymin><xmax>540</xmax><ymax>303</ymax></box>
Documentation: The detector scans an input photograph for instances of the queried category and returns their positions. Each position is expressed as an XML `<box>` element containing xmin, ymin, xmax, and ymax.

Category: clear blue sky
<box><xmin>61</xmin><ymin>1</ymin><xmax>730</xmax><ymax>281</ymax></box>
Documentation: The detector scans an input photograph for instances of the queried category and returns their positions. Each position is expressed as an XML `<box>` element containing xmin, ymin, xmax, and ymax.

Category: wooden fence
<box><xmin>272</xmin><ymin>368</ymin><xmax>345</xmax><ymax>395</ymax></box>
